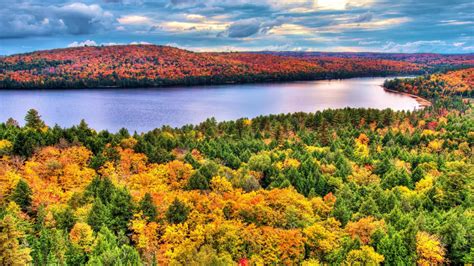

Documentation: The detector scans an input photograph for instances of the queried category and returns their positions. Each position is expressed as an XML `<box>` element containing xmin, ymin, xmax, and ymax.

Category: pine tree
<box><xmin>187</xmin><ymin>173</ymin><xmax>209</xmax><ymax>190</ymax></box>
<box><xmin>377</xmin><ymin>230</ymin><xmax>411</xmax><ymax>265</ymax></box>
<box><xmin>139</xmin><ymin>193</ymin><xmax>157</xmax><ymax>222</ymax></box>
<box><xmin>87</xmin><ymin>199</ymin><xmax>111</xmax><ymax>232</ymax></box>
<box><xmin>166</xmin><ymin>198</ymin><xmax>190</xmax><ymax>224</ymax></box>
<box><xmin>25</xmin><ymin>109</ymin><xmax>45</xmax><ymax>130</ymax></box>
<box><xmin>11</xmin><ymin>179</ymin><xmax>32</xmax><ymax>213</ymax></box>
<box><xmin>109</xmin><ymin>188</ymin><xmax>134</xmax><ymax>233</ymax></box>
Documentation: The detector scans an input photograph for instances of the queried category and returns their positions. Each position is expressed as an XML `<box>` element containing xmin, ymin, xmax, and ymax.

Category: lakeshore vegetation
<box><xmin>0</xmin><ymin>68</ymin><xmax>473</xmax><ymax>265</ymax></box>
<box><xmin>1</xmin><ymin>45</ymin><xmax>473</xmax><ymax>89</ymax></box>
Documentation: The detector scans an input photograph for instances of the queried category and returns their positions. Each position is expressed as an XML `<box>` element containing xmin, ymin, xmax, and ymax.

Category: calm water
<box><xmin>0</xmin><ymin>77</ymin><xmax>420</xmax><ymax>132</ymax></box>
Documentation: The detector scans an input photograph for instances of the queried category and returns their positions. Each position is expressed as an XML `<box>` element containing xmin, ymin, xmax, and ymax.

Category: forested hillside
<box><xmin>2</xmin><ymin>45</ymin><xmax>472</xmax><ymax>89</ymax></box>
<box><xmin>0</xmin><ymin>69</ymin><xmax>473</xmax><ymax>265</ymax></box>
<box><xmin>385</xmin><ymin>67</ymin><xmax>474</xmax><ymax>98</ymax></box>
<box><xmin>264</xmin><ymin>51</ymin><xmax>474</xmax><ymax>67</ymax></box>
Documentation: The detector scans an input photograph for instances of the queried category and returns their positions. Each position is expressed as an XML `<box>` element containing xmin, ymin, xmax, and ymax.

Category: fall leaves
<box><xmin>0</xmin><ymin>44</ymin><xmax>457</xmax><ymax>89</ymax></box>
<box><xmin>0</xmin><ymin>140</ymin><xmax>460</xmax><ymax>265</ymax></box>
<box><xmin>0</xmin><ymin>69</ymin><xmax>473</xmax><ymax>264</ymax></box>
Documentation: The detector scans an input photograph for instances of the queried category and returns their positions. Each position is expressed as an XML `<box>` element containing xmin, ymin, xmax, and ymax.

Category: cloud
<box><xmin>224</xmin><ymin>17</ymin><xmax>286</xmax><ymax>38</ymax></box>
<box><xmin>1</xmin><ymin>0</ymin><xmax>473</xmax><ymax>54</ymax></box>
<box><xmin>159</xmin><ymin>20</ymin><xmax>228</xmax><ymax>32</ymax></box>
<box><xmin>316</xmin><ymin>17</ymin><xmax>411</xmax><ymax>33</ymax></box>
<box><xmin>130</xmin><ymin>41</ymin><xmax>152</xmax><ymax>45</ymax></box>
<box><xmin>358</xmin><ymin>40</ymin><xmax>380</xmax><ymax>45</ymax></box>
<box><xmin>168</xmin><ymin>0</ymin><xmax>197</xmax><ymax>7</ymax></box>
<box><xmin>0</xmin><ymin>3</ymin><xmax>114</xmax><ymax>39</ymax></box>
<box><xmin>67</xmin><ymin>40</ymin><xmax>98</xmax><ymax>47</ymax></box>
<box><xmin>353</xmin><ymin>12</ymin><xmax>373</xmax><ymax>23</ymax></box>
<box><xmin>67</xmin><ymin>40</ymin><xmax>152</xmax><ymax>47</ymax></box>
<box><xmin>226</xmin><ymin>19</ymin><xmax>261</xmax><ymax>38</ymax></box>
<box><xmin>104</xmin><ymin>0</ymin><xmax>144</xmax><ymax>4</ymax></box>
<box><xmin>438</xmin><ymin>20</ymin><xmax>474</xmax><ymax>26</ymax></box>
<box><xmin>118</xmin><ymin>15</ymin><xmax>152</xmax><ymax>25</ymax></box>
<box><xmin>382</xmin><ymin>40</ymin><xmax>447</xmax><ymax>53</ymax></box>
<box><xmin>268</xmin><ymin>23</ymin><xmax>313</xmax><ymax>36</ymax></box>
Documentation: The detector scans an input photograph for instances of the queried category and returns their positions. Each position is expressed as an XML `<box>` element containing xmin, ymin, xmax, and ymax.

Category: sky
<box><xmin>0</xmin><ymin>0</ymin><xmax>473</xmax><ymax>55</ymax></box>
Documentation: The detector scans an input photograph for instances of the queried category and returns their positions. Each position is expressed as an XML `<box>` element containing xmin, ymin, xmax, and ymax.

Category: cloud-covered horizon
<box><xmin>0</xmin><ymin>0</ymin><xmax>473</xmax><ymax>55</ymax></box>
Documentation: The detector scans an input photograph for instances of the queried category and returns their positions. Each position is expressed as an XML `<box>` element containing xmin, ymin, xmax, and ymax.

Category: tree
<box><xmin>416</xmin><ymin>231</ymin><xmax>445</xmax><ymax>265</ymax></box>
<box><xmin>87</xmin><ymin>199</ymin><xmax>111</xmax><ymax>232</ymax></box>
<box><xmin>345</xmin><ymin>246</ymin><xmax>384</xmax><ymax>265</ymax></box>
<box><xmin>25</xmin><ymin>109</ymin><xmax>45</xmax><ymax>130</ymax></box>
<box><xmin>346</xmin><ymin>216</ymin><xmax>385</xmax><ymax>245</ymax></box>
<box><xmin>0</xmin><ymin>215</ymin><xmax>32</xmax><ymax>265</ymax></box>
<box><xmin>248</xmin><ymin>154</ymin><xmax>272</xmax><ymax>172</ymax></box>
<box><xmin>0</xmin><ymin>140</ymin><xmax>13</xmax><ymax>156</ymax></box>
<box><xmin>377</xmin><ymin>229</ymin><xmax>412</xmax><ymax>265</ymax></box>
<box><xmin>5</xmin><ymin>118</ymin><xmax>19</xmax><ymax>127</ymax></box>
<box><xmin>109</xmin><ymin>188</ymin><xmax>134</xmax><ymax>233</ymax></box>
<box><xmin>187</xmin><ymin>172</ymin><xmax>209</xmax><ymax>190</ymax></box>
<box><xmin>88</xmin><ymin>226</ymin><xmax>142</xmax><ymax>265</ymax></box>
<box><xmin>381</xmin><ymin>168</ymin><xmax>412</xmax><ymax>189</ymax></box>
<box><xmin>166</xmin><ymin>198</ymin><xmax>190</xmax><ymax>224</ymax></box>
<box><xmin>11</xmin><ymin>179</ymin><xmax>32</xmax><ymax>213</ymax></box>
<box><xmin>69</xmin><ymin>222</ymin><xmax>95</xmax><ymax>253</ymax></box>
<box><xmin>139</xmin><ymin>193</ymin><xmax>157</xmax><ymax>222</ymax></box>
<box><xmin>30</xmin><ymin>228</ymin><xmax>68</xmax><ymax>265</ymax></box>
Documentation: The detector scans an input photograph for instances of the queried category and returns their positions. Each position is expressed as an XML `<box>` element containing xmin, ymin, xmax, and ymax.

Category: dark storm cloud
<box><xmin>0</xmin><ymin>2</ymin><xmax>114</xmax><ymax>39</ymax></box>
<box><xmin>227</xmin><ymin>19</ymin><xmax>261</xmax><ymax>38</ymax></box>
<box><xmin>224</xmin><ymin>17</ymin><xmax>286</xmax><ymax>38</ymax></box>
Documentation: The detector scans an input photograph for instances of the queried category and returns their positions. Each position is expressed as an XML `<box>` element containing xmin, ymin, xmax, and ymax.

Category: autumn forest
<box><xmin>1</xmin><ymin>45</ymin><xmax>473</xmax><ymax>89</ymax></box>
<box><xmin>0</xmin><ymin>53</ymin><xmax>473</xmax><ymax>266</ymax></box>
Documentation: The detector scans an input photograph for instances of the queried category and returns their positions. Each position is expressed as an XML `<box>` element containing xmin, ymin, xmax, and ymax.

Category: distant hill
<box><xmin>0</xmin><ymin>44</ymin><xmax>472</xmax><ymax>89</ymax></box>
<box><xmin>258</xmin><ymin>51</ymin><xmax>474</xmax><ymax>65</ymax></box>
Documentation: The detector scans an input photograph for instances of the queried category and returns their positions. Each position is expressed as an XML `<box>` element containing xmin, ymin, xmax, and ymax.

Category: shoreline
<box><xmin>0</xmin><ymin>74</ymin><xmax>420</xmax><ymax>91</ymax></box>
<box><xmin>382</xmin><ymin>86</ymin><xmax>432</xmax><ymax>108</ymax></box>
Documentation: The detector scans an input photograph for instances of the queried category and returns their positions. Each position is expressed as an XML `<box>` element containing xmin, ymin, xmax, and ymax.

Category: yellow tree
<box><xmin>354</xmin><ymin>134</ymin><xmax>370</xmax><ymax>159</ymax></box>
<box><xmin>69</xmin><ymin>222</ymin><xmax>95</xmax><ymax>253</ymax></box>
<box><xmin>345</xmin><ymin>245</ymin><xmax>384</xmax><ymax>265</ymax></box>
<box><xmin>0</xmin><ymin>214</ymin><xmax>32</xmax><ymax>266</ymax></box>
<box><xmin>129</xmin><ymin>215</ymin><xmax>160</xmax><ymax>264</ymax></box>
<box><xmin>303</xmin><ymin>218</ymin><xmax>344</xmax><ymax>259</ymax></box>
<box><xmin>416</xmin><ymin>231</ymin><xmax>445</xmax><ymax>265</ymax></box>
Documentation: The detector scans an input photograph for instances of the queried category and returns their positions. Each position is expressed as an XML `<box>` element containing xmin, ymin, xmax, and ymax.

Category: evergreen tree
<box><xmin>11</xmin><ymin>179</ymin><xmax>32</xmax><ymax>213</ymax></box>
<box><xmin>109</xmin><ymin>188</ymin><xmax>134</xmax><ymax>233</ymax></box>
<box><xmin>54</xmin><ymin>206</ymin><xmax>76</xmax><ymax>232</ymax></box>
<box><xmin>87</xmin><ymin>199</ymin><xmax>111</xmax><ymax>232</ymax></box>
<box><xmin>166</xmin><ymin>198</ymin><xmax>190</xmax><ymax>224</ymax></box>
<box><xmin>25</xmin><ymin>109</ymin><xmax>45</xmax><ymax>130</ymax></box>
<box><xmin>139</xmin><ymin>193</ymin><xmax>157</xmax><ymax>222</ymax></box>
<box><xmin>377</xmin><ymin>229</ymin><xmax>411</xmax><ymax>265</ymax></box>
<box><xmin>88</xmin><ymin>226</ymin><xmax>142</xmax><ymax>265</ymax></box>
<box><xmin>187</xmin><ymin>173</ymin><xmax>209</xmax><ymax>190</ymax></box>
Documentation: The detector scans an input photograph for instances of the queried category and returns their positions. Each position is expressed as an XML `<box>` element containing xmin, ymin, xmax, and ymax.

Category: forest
<box><xmin>1</xmin><ymin>44</ymin><xmax>473</xmax><ymax>89</ymax></box>
<box><xmin>0</xmin><ymin>66</ymin><xmax>472</xmax><ymax>264</ymax></box>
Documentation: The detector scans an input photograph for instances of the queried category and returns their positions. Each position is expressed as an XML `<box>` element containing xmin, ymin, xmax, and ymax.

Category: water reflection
<box><xmin>0</xmin><ymin>77</ymin><xmax>420</xmax><ymax>132</ymax></box>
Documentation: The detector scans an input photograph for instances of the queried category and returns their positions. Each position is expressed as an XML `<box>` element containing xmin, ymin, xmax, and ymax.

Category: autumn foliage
<box><xmin>0</xmin><ymin>69</ymin><xmax>473</xmax><ymax>265</ymax></box>
<box><xmin>2</xmin><ymin>44</ymin><xmax>469</xmax><ymax>89</ymax></box>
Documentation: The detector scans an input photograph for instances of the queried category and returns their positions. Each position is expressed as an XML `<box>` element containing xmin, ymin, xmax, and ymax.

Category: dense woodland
<box><xmin>2</xmin><ymin>45</ymin><xmax>473</xmax><ymax>89</ymax></box>
<box><xmin>0</xmin><ymin>68</ymin><xmax>473</xmax><ymax>265</ymax></box>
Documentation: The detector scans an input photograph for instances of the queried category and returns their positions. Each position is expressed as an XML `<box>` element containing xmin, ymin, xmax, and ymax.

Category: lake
<box><xmin>0</xmin><ymin>77</ymin><xmax>421</xmax><ymax>133</ymax></box>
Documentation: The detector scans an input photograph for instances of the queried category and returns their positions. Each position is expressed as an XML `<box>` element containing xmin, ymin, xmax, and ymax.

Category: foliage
<box><xmin>3</xmin><ymin>45</ymin><xmax>471</xmax><ymax>89</ymax></box>
<box><xmin>0</xmin><ymin>69</ymin><xmax>472</xmax><ymax>264</ymax></box>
